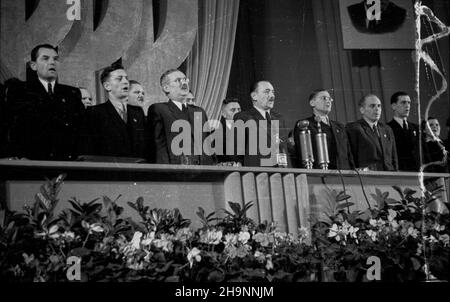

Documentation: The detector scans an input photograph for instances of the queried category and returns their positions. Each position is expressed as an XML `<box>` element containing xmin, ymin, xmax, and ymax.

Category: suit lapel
<box><xmin>377</xmin><ymin>123</ymin><xmax>387</xmax><ymax>154</ymax></box>
<box><xmin>106</xmin><ymin>100</ymin><xmax>127</xmax><ymax>128</ymax></box>
<box><xmin>359</xmin><ymin>119</ymin><xmax>382</xmax><ymax>154</ymax></box>
<box><xmin>168</xmin><ymin>100</ymin><xmax>187</xmax><ymax>121</ymax></box>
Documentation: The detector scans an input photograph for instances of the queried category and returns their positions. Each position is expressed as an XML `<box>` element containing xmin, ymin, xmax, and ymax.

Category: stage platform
<box><xmin>1</xmin><ymin>160</ymin><xmax>449</xmax><ymax>238</ymax></box>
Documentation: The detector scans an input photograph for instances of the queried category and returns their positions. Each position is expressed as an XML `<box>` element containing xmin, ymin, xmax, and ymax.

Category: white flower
<box><xmin>407</xmin><ymin>227</ymin><xmax>419</xmax><ymax>239</ymax></box>
<box><xmin>328</xmin><ymin>224</ymin><xmax>339</xmax><ymax>238</ymax></box>
<box><xmin>253</xmin><ymin>232</ymin><xmax>270</xmax><ymax>247</ymax></box>
<box><xmin>224</xmin><ymin>233</ymin><xmax>238</xmax><ymax>246</ymax></box>
<box><xmin>175</xmin><ymin>228</ymin><xmax>193</xmax><ymax>243</ymax></box>
<box><xmin>153</xmin><ymin>235</ymin><xmax>174</xmax><ymax>252</ymax></box>
<box><xmin>265</xmin><ymin>255</ymin><xmax>274</xmax><ymax>270</ymax></box>
<box><xmin>141</xmin><ymin>232</ymin><xmax>155</xmax><ymax>247</ymax></box>
<box><xmin>387</xmin><ymin>209</ymin><xmax>397</xmax><ymax>221</ymax></box>
<box><xmin>366</xmin><ymin>230</ymin><xmax>377</xmax><ymax>242</ymax></box>
<box><xmin>130</xmin><ymin>231</ymin><xmax>143</xmax><ymax>249</ymax></box>
<box><xmin>254</xmin><ymin>251</ymin><xmax>266</xmax><ymax>262</ymax></box>
<box><xmin>200</xmin><ymin>229</ymin><xmax>223</xmax><ymax>245</ymax></box>
<box><xmin>187</xmin><ymin>247</ymin><xmax>202</xmax><ymax>268</ymax></box>
<box><xmin>434</xmin><ymin>224</ymin><xmax>446</xmax><ymax>232</ymax></box>
<box><xmin>238</xmin><ymin>231</ymin><xmax>251</xmax><ymax>244</ymax></box>
<box><xmin>298</xmin><ymin>227</ymin><xmax>309</xmax><ymax>241</ymax></box>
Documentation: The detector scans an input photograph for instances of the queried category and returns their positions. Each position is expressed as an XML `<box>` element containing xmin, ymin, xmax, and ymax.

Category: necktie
<box><xmin>403</xmin><ymin>119</ymin><xmax>408</xmax><ymax>130</ymax></box>
<box><xmin>47</xmin><ymin>82</ymin><xmax>53</xmax><ymax>98</ymax></box>
<box><xmin>372</xmin><ymin>124</ymin><xmax>379</xmax><ymax>137</ymax></box>
<box><xmin>182</xmin><ymin>103</ymin><xmax>188</xmax><ymax>113</ymax></box>
<box><xmin>121</xmin><ymin>103</ymin><xmax>127</xmax><ymax>123</ymax></box>
<box><xmin>265</xmin><ymin>111</ymin><xmax>271</xmax><ymax>121</ymax></box>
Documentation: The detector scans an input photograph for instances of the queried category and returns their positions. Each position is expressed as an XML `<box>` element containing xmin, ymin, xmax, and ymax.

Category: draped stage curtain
<box><xmin>312</xmin><ymin>0</ymin><xmax>384</xmax><ymax>123</ymax></box>
<box><xmin>186</xmin><ymin>0</ymin><xmax>240</xmax><ymax>121</ymax></box>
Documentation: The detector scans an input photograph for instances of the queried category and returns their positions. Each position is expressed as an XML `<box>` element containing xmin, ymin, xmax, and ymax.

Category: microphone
<box><xmin>314</xmin><ymin>116</ymin><xmax>330</xmax><ymax>170</ymax></box>
<box><xmin>296</xmin><ymin>120</ymin><xmax>314</xmax><ymax>169</ymax></box>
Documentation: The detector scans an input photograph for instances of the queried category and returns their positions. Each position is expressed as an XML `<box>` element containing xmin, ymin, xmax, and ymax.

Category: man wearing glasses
<box><xmin>293</xmin><ymin>89</ymin><xmax>354</xmax><ymax>170</ymax></box>
<box><xmin>147</xmin><ymin>69</ymin><xmax>212</xmax><ymax>165</ymax></box>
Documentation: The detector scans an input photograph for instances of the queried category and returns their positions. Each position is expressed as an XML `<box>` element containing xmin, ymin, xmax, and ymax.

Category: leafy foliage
<box><xmin>0</xmin><ymin>175</ymin><xmax>448</xmax><ymax>282</ymax></box>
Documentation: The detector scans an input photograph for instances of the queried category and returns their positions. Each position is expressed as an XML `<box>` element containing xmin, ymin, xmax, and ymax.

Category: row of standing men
<box><xmin>0</xmin><ymin>44</ymin><xmax>447</xmax><ymax>173</ymax></box>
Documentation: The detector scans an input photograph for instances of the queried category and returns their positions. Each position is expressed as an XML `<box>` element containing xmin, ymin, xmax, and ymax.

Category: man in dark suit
<box><xmin>147</xmin><ymin>69</ymin><xmax>212</xmax><ymax>165</ymax></box>
<box><xmin>215</xmin><ymin>98</ymin><xmax>241</xmax><ymax>164</ymax></box>
<box><xmin>4</xmin><ymin>44</ymin><xmax>84</xmax><ymax>160</ymax></box>
<box><xmin>347</xmin><ymin>0</ymin><xmax>407</xmax><ymax>34</ymax></box>
<box><xmin>387</xmin><ymin>91</ymin><xmax>420</xmax><ymax>171</ymax></box>
<box><xmin>80</xmin><ymin>64</ymin><xmax>147</xmax><ymax>160</ymax></box>
<box><xmin>293</xmin><ymin>89</ymin><xmax>354</xmax><ymax>170</ymax></box>
<box><xmin>233</xmin><ymin>81</ymin><xmax>288</xmax><ymax>167</ymax></box>
<box><xmin>346</xmin><ymin>94</ymin><xmax>398</xmax><ymax>171</ymax></box>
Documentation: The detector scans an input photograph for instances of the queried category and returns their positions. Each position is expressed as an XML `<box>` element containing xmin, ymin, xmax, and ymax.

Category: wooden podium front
<box><xmin>1</xmin><ymin>160</ymin><xmax>449</xmax><ymax>237</ymax></box>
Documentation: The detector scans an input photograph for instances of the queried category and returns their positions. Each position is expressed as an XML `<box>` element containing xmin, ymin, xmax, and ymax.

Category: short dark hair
<box><xmin>390</xmin><ymin>91</ymin><xmax>409</xmax><ymax>104</ymax></box>
<box><xmin>100</xmin><ymin>64</ymin><xmax>125</xmax><ymax>84</ymax></box>
<box><xmin>251</xmin><ymin>81</ymin><xmax>271</xmax><ymax>94</ymax></box>
<box><xmin>421</xmin><ymin>117</ymin><xmax>439</xmax><ymax>131</ymax></box>
<box><xmin>358</xmin><ymin>94</ymin><xmax>379</xmax><ymax>107</ymax></box>
<box><xmin>308</xmin><ymin>89</ymin><xmax>329</xmax><ymax>102</ymax></box>
<box><xmin>222</xmin><ymin>98</ymin><xmax>240</xmax><ymax>106</ymax></box>
<box><xmin>160</xmin><ymin>69</ymin><xmax>179</xmax><ymax>87</ymax></box>
<box><xmin>31</xmin><ymin>44</ymin><xmax>58</xmax><ymax>62</ymax></box>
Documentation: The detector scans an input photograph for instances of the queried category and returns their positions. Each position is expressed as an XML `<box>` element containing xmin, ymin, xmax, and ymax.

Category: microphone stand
<box><xmin>297</xmin><ymin>120</ymin><xmax>314</xmax><ymax>169</ymax></box>
<box><xmin>315</xmin><ymin>116</ymin><xmax>330</xmax><ymax>170</ymax></box>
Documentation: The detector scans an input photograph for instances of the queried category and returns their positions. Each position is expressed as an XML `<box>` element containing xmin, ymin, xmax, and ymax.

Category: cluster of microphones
<box><xmin>296</xmin><ymin>116</ymin><xmax>330</xmax><ymax>170</ymax></box>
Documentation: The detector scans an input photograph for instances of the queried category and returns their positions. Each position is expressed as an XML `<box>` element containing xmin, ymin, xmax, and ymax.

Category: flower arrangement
<box><xmin>0</xmin><ymin>174</ymin><xmax>448</xmax><ymax>282</ymax></box>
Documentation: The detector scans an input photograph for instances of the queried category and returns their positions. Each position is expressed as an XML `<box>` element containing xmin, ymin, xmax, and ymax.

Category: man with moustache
<box><xmin>387</xmin><ymin>91</ymin><xmax>420</xmax><ymax>171</ymax></box>
<box><xmin>147</xmin><ymin>69</ymin><xmax>212</xmax><ymax>165</ymax></box>
<box><xmin>346</xmin><ymin>94</ymin><xmax>398</xmax><ymax>171</ymax></box>
<box><xmin>293</xmin><ymin>89</ymin><xmax>354</xmax><ymax>170</ymax></box>
<box><xmin>216</xmin><ymin>98</ymin><xmax>241</xmax><ymax>164</ymax></box>
<box><xmin>80</xmin><ymin>64</ymin><xmax>147</xmax><ymax>160</ymax></box>
<box><xmin>5</xmin><ymin>44</ymin><xmax>85</xmax><ymax>160</ymax></box>
<box><xmin>233</xmin><ymin>81</ymin><xmax>288</xmax><ymax>167</ymax></box>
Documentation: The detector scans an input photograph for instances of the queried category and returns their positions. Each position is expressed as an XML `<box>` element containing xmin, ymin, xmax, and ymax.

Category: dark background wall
<box><xmin>228</xmin><ymin>0</ymin><xmax>450</xmax><ymax>138</ymax></box>
<box><xmin>227</xmin><ymin>0</ymin><xmax>322</xmax><ymax>130</ymax></box>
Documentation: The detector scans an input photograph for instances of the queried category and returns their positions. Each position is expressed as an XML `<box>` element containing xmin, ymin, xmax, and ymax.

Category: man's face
<box><xmin>252</xmin><ymin>81</ymin><xmax>275</xmax><ymax>111</ymax></box>
<box><xmin>30</xmin><ymin>47</ymin><xmax>59</xmax><ymax>81</ymax></box>
<box><xmin>103</xmin><ymin>69</ymin><xmax>129</xmax><ymax>100</ymax></box>
<box><xmin>163</xmin><ymin>71</ymin><xmax>189</xmax><ymax>102</ymax></box>
<box><xmin>391</xmin><ymin>95</ymin><xmax>411</xmax><ymax>119</ymax></box>
<box><xmin>360</xmin><ymin>95</ymin><xmax>382</xmax><ymax>122</ymax></box>
<box><xmin>427</xmin><ymin>119</ymin><xmax>441</xmax><ymax>137</ymax></box>
<box><xmin>222</xmin><ymin>102</ymin><xmax>241</xmax><ymax>120</ymax></box>
<box><xmin>80</xmin><ymin>88</ymin><xmax>93</xmax><ymax>108</ymax></box>
<box><xmin>128</xmin><ymin>83</ymin><xmax>145</xmax><ymax>106</ymax></box>
<box><xmin>186</xmin><ymin>92</ymin><xmax>195</xmax><ymax>105</ymax></box>
<box><xmin>310</xmin><ymin>90</ymin><xmax>333</xmax><ymax>115</ymax></box>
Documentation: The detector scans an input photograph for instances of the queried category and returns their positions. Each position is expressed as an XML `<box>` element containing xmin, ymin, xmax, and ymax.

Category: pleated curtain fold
<box><xmin>186</xmin><ymin>0</ymin><xmax>240</xmax><ymax>121</ymax></box>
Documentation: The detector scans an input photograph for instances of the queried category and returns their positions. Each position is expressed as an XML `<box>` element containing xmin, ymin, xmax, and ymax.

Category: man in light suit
<box><xmin>293</xmin><ymin>89</ymin><xmax>354</xmax><ymax>170</ymax></box>
<box><xmin>80</xmin><ymin>64</ymin><xmax>147</xmax><ymax>160</ymax></box>
<box><xmin>5</xmin><ymin>44</ymin><xmax>84</xmax><ymax>160</ymax></box>
<box><xmin>233</xmin><ymin>81</ymin><xmax>288</xmax><ymax>167</ymax></box>
<box><xmin>387</xmin><ymin>91</ymin><xmax>420</xmax><ymax>171</ymax></box>
<box><xmin>147</xmin><ymin>69</ymin><xmax>213</xmax><ymax>165</ymax></box>
<box><xmin>346</xmin><ymin>94</ymin><xmax>398</xmax><ymax>171</ymax></box>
